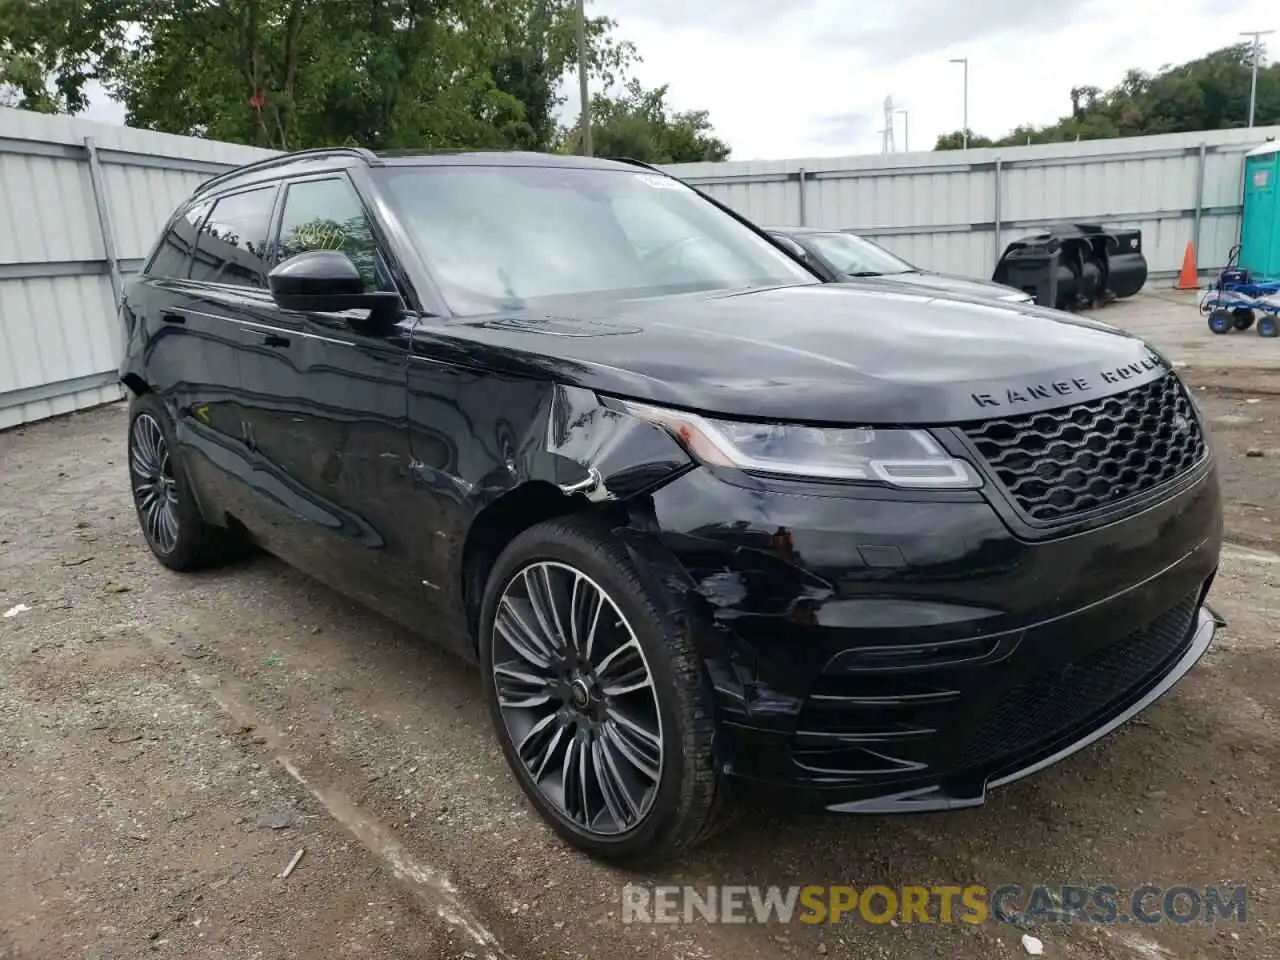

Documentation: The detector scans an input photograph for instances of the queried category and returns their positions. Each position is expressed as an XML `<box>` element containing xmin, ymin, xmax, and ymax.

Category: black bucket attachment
<box><xmin>992</xmin><ymin>223</ymin><xmax>1148</xmax><ymax>310</ymax></box>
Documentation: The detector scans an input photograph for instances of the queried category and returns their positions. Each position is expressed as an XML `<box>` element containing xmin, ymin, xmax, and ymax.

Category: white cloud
<box><xmin>79</xmin><ymin>80</ymin><xmax>127</xmax><ymax>125</ymax></box>
<box><xmin>582</xmin><ymin>0</ymin><xmax>1276</xmax><ymax>158</ymax></box>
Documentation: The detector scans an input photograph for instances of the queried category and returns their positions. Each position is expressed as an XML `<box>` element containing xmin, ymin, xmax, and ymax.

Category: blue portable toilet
<box><xmin>1240</xmin><ymin>140</ymin><xmax>1279</xmax><ymax>280</ymax></box>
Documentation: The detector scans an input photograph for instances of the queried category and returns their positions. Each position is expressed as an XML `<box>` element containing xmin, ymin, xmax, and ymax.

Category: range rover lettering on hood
<box><xmin>447</xmin><ymin>285</ymin><xmax>1176</xmax><ymax>424</ymax></box>
<box><xmin>970</xmin><ymin>354</ymin><xmax>1167</xmax><ymax>411</ymax></box>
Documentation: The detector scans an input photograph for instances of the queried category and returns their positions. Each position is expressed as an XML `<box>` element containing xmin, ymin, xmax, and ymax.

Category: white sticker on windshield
<box><xmin>634</xmin><ymin>173</ymin><xmax>688</xmax><ymax>190</ymax></box>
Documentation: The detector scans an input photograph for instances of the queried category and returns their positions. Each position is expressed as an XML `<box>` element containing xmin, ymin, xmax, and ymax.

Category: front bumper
<box><xmin>622</xmin><ymin>456</ymin><xmax>1223</xmax><ymax>813</ymax></box>
<box><xmin>829</xmin><ymin>603</ymin><xmax>1217</xmax><ymax>813</ymax></box>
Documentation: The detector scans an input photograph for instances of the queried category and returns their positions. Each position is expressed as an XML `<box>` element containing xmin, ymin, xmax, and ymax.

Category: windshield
<box><xmin>804</xmin><ymin>232</ymin><xmax>916</xmax><ymax>277</ymax></box>
<box><xmin>376</xmin><ymin>164</ymin><xmax>816</xmax><ymax>315</ymax></box>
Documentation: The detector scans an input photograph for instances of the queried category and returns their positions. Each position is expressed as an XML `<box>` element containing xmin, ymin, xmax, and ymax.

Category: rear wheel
<box><xmin>1259</xmin><ymin>315</ymin><xmax>1279</xmax><ymax>338</ymax></box>
<box><xmin>1232</xmin><ymin>308</ymin><xmax>1256</xmax><ymax>331</ymax></box>
<box><xmin>479</xmin><ymin>516</ymin><xmax>725</xmax><ymax>863</ymax></box>
<box><xmin>127</xmin><ymin>393</ymin><xmax>240</xmax><ymax>571</ymax></box>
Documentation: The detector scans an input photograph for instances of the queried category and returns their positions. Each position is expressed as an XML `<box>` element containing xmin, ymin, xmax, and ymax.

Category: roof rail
<box><xmin>193</xmin><ymin>146</ymin><xmax>381</xmax><ymax>198</ymax></box>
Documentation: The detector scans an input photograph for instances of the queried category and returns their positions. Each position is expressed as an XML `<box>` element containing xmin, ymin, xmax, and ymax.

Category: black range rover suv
<box><xmin>120</xmin><ymin>147</ymin><xmax>1223</xmax><ymax>862</ymax></box>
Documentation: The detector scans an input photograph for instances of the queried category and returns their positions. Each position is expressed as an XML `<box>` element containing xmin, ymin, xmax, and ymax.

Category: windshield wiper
<box><xmin>495</xmin><ymin>265</ymin><xmax>527</xmax><ymax>310</ymax></box>
<box><xmin>845</xmin><ymin>270</ymin><xmax>884</xmax><ymax>277</ymax></box>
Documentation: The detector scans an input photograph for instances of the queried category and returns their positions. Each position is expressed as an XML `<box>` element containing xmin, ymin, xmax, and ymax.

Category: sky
<box><xmin>581</xmin><ymin>0</ymin><xmax>1276</xmax><ymax>157</ymax></box>
<box><xmin>79</xmin><ymin>0</ymin><xmax>1276</xmax><ymax>161</ymax></box>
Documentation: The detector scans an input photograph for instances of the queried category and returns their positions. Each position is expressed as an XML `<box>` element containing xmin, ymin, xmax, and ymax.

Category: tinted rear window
<box><xmin>187</xmin><ymin>185</ymin><xmax>278</xmax><ymax>287</ymax></box>
<box><xmin>145</xmin><ymin>201</ymin><xmax>209</xmax><ymax>278</ymax></box>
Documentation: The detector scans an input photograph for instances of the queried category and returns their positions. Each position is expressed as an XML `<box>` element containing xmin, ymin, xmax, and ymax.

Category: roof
<box><xmin>1246</xmin><ymin>139</ymin><xmax>1279</xmax><ymax>158</ymax></box>
<box><xmin>194</xmin><ymin>146</ymin><xmax>656</xmax><ymax>199</ymax></box>
<box><xmin>375</xmin><ymin>150</ymin><xmax>642</xmax><ymax>171</ymax></box>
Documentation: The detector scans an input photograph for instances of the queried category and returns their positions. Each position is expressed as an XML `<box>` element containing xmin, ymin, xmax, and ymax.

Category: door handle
<box><xmin>161</xmin><ymin>311</ymin><xmax>186</xmax><ymax>325</ymax></box>
<box><xmin>262</xmin><ymin>333</ymin><xmax>291</xmax><ymax>348</ymax></box>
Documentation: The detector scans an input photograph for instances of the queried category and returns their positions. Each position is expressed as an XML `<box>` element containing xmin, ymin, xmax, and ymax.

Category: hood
<box><xmin>424</xmin><ymin>283</ymin><xmax>1168</xmax><ymax>425</ymax></box>
<box><xmin>868</xmin><ymin>270</ymin><xmax>1031</xmax><ymax>303</ymax></box>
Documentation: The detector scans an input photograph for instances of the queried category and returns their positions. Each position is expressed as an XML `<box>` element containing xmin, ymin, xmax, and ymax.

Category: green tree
<box><xmin>0</xmin><ymin>0</ymin><xmax>660</xmax><ymax>154</ymax></box>
<box><xmin>559</xmin><ymin>79</ymin><xmax>731</xmax><ymax>163</ymax></box>
<box><xmin>487</xmin><ymin>0</ymin><xmax>636</xmax><ymax>151</ymax></box>
<box><xmin>1070</xmin><ymin>84</ymin><xmax>1102</xmax><ymax>118</ymax></box>
<box><xmin>935</xmin><ymin>43</ymin><xmax>1280</xmax><ymax>150</ymax></box>
<box><xmin>0</xmin><ymin>53</ymin><xmax>56</xmax><ymax>110</ymax></box>
<box><xmin>105</xmin><ymin>0</ymin><xmax>538</xmax><ymax>150</ymax></box>
<box><xmin>933</xmin><ymin>129</ymin><xmax>994</xmax><ymax>150</ymax></box>
<box><xmin>0</xmin><ymin>0</ymin><xmax>132</xmax><ymax>113</ymax></box>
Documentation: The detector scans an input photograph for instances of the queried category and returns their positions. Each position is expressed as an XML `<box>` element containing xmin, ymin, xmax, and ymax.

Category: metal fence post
<box><xmin>798</xmin><ymin>167</ymin><xmax>808</xmax><ymax>226</ymax></box>
<box><xmin>83</xmin><ymin>136</ymin><xmax>124</xmax><ymax>313</ymax></box>
<box><xmin>993</xmin><ymin>158</ymin><xmax>1004</xmax><ymax>269</ymax></box>
<box><xmin>1192</xmin><ymin>142</ymin><xmax>1207</xmax><ymax>266</ymax></box>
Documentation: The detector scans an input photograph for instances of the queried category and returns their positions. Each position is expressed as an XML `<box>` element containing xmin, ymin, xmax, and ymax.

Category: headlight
<box><xmin>617</xmin><ymin>400</ymin><xmax>982</xmax><ymax>489</ymax></box>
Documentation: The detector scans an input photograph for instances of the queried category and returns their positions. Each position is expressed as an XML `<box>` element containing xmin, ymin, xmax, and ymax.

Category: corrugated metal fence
<box><xmin>663</xmin><ymin>126</ymin><xmax>1280</xmax><ymax>285</ymax></box>
<box><xmin>0</xmin><ymin>108</ymin><xmax>275</xmax><ymax>430</ymax></box>
<box><xmin>1</xmin><ymin>110</ymin><xmax>1278</xmax><ymax>430</ymax></box>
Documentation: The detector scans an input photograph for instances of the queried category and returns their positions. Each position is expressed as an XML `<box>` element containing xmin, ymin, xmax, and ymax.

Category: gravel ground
<box><xmin>2</xmin><ymin>303</ymin><xmax>1279</xmax><ymax>960</ymax></box>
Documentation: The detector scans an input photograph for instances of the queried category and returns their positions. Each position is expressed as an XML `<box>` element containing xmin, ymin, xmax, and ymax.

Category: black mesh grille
<box><xmin>963</xmin><ymin>374</ymin><xmax>1206</xmax><ymax>523</ymax></box>
<box><xmin>956</xmin><ymin>592</ymin><xmax>1200</xmax><ymax>772</ymax></box>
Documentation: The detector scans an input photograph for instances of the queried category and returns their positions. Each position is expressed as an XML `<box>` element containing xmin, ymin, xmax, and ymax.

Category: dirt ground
<box><xmin>2</xmin><ymin>296</ymin><xmax>1279</xmax><ymax>960</ymax></box>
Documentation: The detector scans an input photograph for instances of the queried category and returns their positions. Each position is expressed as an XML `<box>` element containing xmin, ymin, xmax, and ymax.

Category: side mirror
<box><xmin>771</xmin><ymin>235</ymin><xmax>833</xmax><ymax>280</ymax></box>
<box><xmin>267</xmin><ymin>250</ymin><xmax>400</xmax><ymax>326</ymax></box>
<box><xmin>773</xmin><ymin>234</ymin><xmax>820</xmax><ymax>268</ymax></box>
<box><xmin>773</xmin><ymin>235</ymin><xmax>807</xmax><ymax>259</ymax></box>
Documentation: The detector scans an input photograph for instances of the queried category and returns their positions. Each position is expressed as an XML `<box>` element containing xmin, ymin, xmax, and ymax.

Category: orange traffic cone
<box><xmin>1174</xmin><ymin>241</ymin><xmax>1199</xmax><ymax>290</ymax></box>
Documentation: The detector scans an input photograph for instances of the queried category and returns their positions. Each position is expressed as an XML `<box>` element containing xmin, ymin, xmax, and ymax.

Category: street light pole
<box><xmin>896</xmin><ymin>109</ymin><xmax>910</xmax><ymax>152</ymax></box>
<box><xmin>949</xmin><ymin>57</ymin><xmax>969</xmax><ymax>148</ymax></box>
<box><xmin>1239</xmin><ymin>30</ymin><xmax>1274</xmax><ymax>128</ymax></box>
<box><xmin>577</xmin><ymin>0</ymin><xmax>592</xmax><ymax>156</ymax></box>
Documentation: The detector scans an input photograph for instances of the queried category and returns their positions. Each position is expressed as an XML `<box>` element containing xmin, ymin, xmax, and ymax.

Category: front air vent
<box><xmin>962</xmin><ymin>373</ymin><xmax>1206</xmax><ymax>524</ymax></box>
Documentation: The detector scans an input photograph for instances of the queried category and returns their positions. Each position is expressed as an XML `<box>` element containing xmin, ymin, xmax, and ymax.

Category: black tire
<box><xmin>1207</xmin><ymin>310</ymin><xmax>1232</xmax><ymax>334</ymax></box>
<box><xmin>1259</xmin><ymin>316</ymin><xmax>1279</xmax><ymax>339</ymax></box>
<box><xmin>479</xmin><ymin>515</ymin><xmax>726</xmax><ymax>863</ymax></box>
<box><xmin>1232</xmin><ymin>308</ymin><xmax>1256</xmax><ymax>331</ymax></box>
<box><xmin>127</xmin><ymin>393</ymin><xmax>240</xmax><ymax>571</ymax></box>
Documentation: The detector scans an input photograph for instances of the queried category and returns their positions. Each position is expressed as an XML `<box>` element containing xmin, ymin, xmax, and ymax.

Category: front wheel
<box><xmin>1258</xmin><ymin>315</ymin><xmax>1279</xmax><ymax>338</ymax></box>
<box><xmin>479</xmin><ymin>516</ymin><xmax>726</xmax><ymax>863</ymax></box>
<box><xmin>1207</xmin><ymin>310</ymin><xmax>1232</xmax><ymax>334</ymax></box>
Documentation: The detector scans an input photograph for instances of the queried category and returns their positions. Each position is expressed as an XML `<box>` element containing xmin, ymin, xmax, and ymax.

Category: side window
<box><xmin>188</xmin><ymin>185</ymin><xmax>277</xmax><ymax>287</ymax></box>
<box><xmin>145</xmin><ymin>201</ymin><xmax>210</xmax><ymax>278</ymax></box>
<box><xmin>276</xmin><ymin>177</ymin><xmax>385</xmax><ymax>291</ymax></box>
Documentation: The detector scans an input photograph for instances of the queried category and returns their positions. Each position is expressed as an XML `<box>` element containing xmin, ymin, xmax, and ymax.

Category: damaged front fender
<box><xmin>542</xmin><ymin>384</ymin><xmax>694</xmax><ymax>501</ymax></box>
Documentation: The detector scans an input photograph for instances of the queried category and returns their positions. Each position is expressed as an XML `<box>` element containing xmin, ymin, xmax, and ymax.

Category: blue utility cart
<box><xmin>1200</xmin><ymin>245</ymin><xmax>1280</xmax><ymax>338</ymax></box>
<box><xmin>1204</xmin><ymin>140</ymin><xmax>1280</xmax><ymax>337</ymax></box>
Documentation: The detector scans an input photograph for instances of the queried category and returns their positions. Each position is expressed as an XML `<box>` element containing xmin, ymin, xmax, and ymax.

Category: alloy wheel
<box><xmin>491</xmin><ymin>561</ymin><xmax>664</xmax><ymax>836</ymax></box>
<box><xmin>130</xmin><ymin>413</ymin><xmax>180</xmax><ymax>554</ymax></box>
